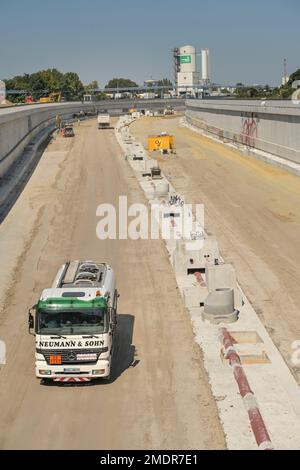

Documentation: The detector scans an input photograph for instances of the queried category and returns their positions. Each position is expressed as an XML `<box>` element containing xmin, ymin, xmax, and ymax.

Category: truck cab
<box><xmin>29</xmin><ymin>261</ymin><xmax>118</xmax><ymax>383</ymax></box>
<box><xmin>62</xmin><ymin>124</ymin><xmax>75</xmax><ymax>138</ymax></box>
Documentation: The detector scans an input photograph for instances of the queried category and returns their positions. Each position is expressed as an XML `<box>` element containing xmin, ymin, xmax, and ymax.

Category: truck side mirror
<box><xmin>28</xmin><ymin>312</ymin><xmax>34</xmax><ymax>334</ymax></box>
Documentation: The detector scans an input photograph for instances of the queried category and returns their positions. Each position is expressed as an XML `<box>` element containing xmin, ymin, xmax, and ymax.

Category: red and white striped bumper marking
<box><xmin>219</xmin><ymin>328</ymin><xmax>273</xmax><ymax>450</ymax></box>
<box><xmin>53</xmin><ymin>377</ymin><xmax>91</xmax><ymax>383</ymax></box>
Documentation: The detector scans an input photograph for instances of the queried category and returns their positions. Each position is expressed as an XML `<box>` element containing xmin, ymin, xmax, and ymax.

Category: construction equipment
<box><xmin>28</xmin><ymin>260</ymin><xmax>119</xmax><ymax>383</ymax></box>
<box><xmin>163</xmin><ymin>107</ymin><xmax>175</xmax><ymax>116</ymax></box>
<box><xmin>73</xmin><ymin>110</ymin><xmax>85</xmax><ymax>119</ymax></box>
<box><xmin>148</xmin><ymin>133</ymin><xmax>175</xmax><ymax>152</ymax></box>
<box><xmin>39</xmin><ymin>92</ymin><xmax>62</xmax><ymax>103</ymax></box>
<box><xmin>61</xmin><ymin>124</ymin><xmax>75</xmax><ymax>138</ymax></box>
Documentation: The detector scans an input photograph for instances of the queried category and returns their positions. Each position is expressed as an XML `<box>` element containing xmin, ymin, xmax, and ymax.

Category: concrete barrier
<box><xmin>186</xmin><ymin>99</ymin><xmax>300</xmax><ymax>164</ymax></box>
<box><xmin>173</xmin><ymin>236</ymin><xmax>219</xmax><ymax>276</ymax></box>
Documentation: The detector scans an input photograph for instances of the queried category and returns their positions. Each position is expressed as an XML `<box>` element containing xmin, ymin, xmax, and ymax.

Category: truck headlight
<box><xmin>92</xmin><ymin>369</ymin><xmax>106</xmax><ymax>376</ymax></box>
<box><xmin>39</xmin><ymin>370</ymin><xmax>52</xmax><ymax>376</ymax></box>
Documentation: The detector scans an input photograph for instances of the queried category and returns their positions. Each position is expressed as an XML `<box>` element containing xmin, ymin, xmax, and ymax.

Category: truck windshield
<box><xmin>37</xmin><ymin>308</ymin><xmax>108</xmax><ymax>335</ymax></box>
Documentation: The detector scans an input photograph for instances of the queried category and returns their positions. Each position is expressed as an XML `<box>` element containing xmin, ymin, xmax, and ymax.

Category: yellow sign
<box><xmin>148</xmin><ymin>134</ymin><xmax>174</xmax><ymax>152</ymax></box>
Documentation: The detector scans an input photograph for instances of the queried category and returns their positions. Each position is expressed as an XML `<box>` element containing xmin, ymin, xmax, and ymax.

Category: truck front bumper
<box><xmin>35</xmin><ymin>359</ymin><xmax>111</xmax><ymax>381</ymax></box>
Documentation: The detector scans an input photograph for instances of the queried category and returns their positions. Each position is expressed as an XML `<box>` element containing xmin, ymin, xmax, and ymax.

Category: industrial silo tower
<box><xmin>179</xmin><ymin>45</ymin><xmax>196</xmax><ymax>73</ymax></box>
<box><xmin>176</xmin><ymin>45</ymin><xmax>200</xmax><ymax>95</ymax></box>
<box><xmin>201</xmin><ymin>48</ymin><xmax>211</xmax><ymax>85</ymax></box>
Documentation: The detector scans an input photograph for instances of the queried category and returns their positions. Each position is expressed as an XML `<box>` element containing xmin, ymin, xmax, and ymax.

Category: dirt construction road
<box><xmin>0</xmin><ymin>119</ymin><xmax>225</xmax><ymax>450</ymax></box>
<box><xmin>131</xmin><ymin>116</ymin><xmax>300</xmax><ymax>384</ymax></box>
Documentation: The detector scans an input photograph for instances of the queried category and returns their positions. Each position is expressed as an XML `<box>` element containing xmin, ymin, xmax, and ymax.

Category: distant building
<box><xmin>83</xmin><ymin>94</ymin><xmax>93</xmax><ymax>102</ymax></box>
<box><xmin>144</xmin><ymin>79</ymin><xmax>160</xmax><ymax>88</ymax></box>
<box><xmin>282</xmin><ymin>75</ymin><xmax>290</xmax><ymax>86</ymax></box>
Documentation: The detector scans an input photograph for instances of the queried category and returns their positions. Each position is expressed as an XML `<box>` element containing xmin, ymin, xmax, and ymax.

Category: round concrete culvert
<box><xmin>204</xmin><ymin>288</ymin><xmax>239</xmax><ymax>324</ymax></box>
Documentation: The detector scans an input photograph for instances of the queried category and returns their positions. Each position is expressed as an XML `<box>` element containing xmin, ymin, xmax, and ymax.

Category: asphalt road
<box><xmin>0</xmin><ymin>119</ymin><xmax>225</xmax><ymax>450</ymax></box>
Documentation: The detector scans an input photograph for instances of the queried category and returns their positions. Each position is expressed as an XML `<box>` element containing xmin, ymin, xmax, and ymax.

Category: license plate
<box><xmin>64</xmin><ymin>368</ymin><xmax>80</xmax><ymax>373</ymax></box>
<box><xmin>50</xmin><ymin>355</ymin><xmax>62</xmax><ymax>365</ymax></box>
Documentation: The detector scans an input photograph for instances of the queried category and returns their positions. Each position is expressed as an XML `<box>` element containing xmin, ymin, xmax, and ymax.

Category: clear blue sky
<box><xmin>0</xmin><ymin>0</ymin><xmax>299</xmax><ymax>87</ymax></box>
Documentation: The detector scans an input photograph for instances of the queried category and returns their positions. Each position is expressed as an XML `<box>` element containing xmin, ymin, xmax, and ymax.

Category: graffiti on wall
<box><xmin>241</xmin><ymin>113</ymin><xmax>259</xmax><ymax>147</ymax></box>
<box><xmin>187</xmin><ymin>113</ymin><xmax>259</xmax><ymax>149</ymax></box>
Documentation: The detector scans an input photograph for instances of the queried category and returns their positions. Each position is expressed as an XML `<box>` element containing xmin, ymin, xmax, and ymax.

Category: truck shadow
<box><xmin>41</xmin><ymin>313</ymin><xmax>137</xmax><ymax>387</ymax></box>
<box><xmin>110</xmin><ymin>313</ymin><xmax>137</xmax><ymax>382</ymax></box>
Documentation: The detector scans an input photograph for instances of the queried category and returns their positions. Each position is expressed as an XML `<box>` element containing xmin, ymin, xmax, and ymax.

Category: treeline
<box><xmin>235</xmin><ymin>68</ymin><xmax>300</xmax><ymax>99</ymax></box>
<box><xmin>4</xmin><ymin>71</ymin><xmax>174</xmax><ymax>102</ymax></box>
<box><xmin>5</xmin><ymin>68</ymin><xmax>85</xmax><ymax>101</ymax></box>
<box><xmin>105</xmin><ymin>78</ymin><xmax>138</xmax><ymax>89</ymax></box>
<box><xmin>279</xmin><ymin>68</ymin><xmax>300</xmax><ymax>98</ymax></box>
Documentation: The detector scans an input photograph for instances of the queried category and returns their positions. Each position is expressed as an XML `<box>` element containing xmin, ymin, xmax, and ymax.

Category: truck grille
<box><xmin>37</xmin><ymin>348</ymin><xmax>107</xmax><ymax>365</ymax></box>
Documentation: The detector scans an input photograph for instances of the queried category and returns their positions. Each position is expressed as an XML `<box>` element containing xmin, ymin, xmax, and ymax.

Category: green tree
<box><xmin>105</xmin><ymin>78</ymin><xmax>138</xmax><ymax>89</ymax></box>
<box><xmin>61</xmin><ymin>72</ymin><xmax>84</xmax><ymax>99</ymax></box>
<box><xmin>40</xmin><ymin>68</ymin><xmax>64</xmax><ymax>92</ymax></box>
<box><xmin>248</xmin><ymin>87</ymin><xmax>259</xmax><ymax>98</ymax></box>
<box><xmin>5</xmin><ymin>69</ymin><xmax>84</xmax><ymax>100</ymax></box>
<box><xmin>279</xmin><ymin>85</ymin><xmax>292</xmax><ymax>99</ymax></box>
<box><xmin>85</xmin><ymin>80</ymin><xmax>99</xmax><ymax>91</ymax></box>
<box><xmin>288</xmin><ymin>68</ymin><xmax>300</xmax><ymax>85</ymax></box>
<box><xmin>94</xmin><ymin>92</ymin><xmax>107</xmax><ymax>101</ymax></box>
<box><xmin>275</xmin><ymin>68</ymin><xmax>300</xmax><ymax>99</ymax></box>
<box><xmin>5</xmin><ymin>74</ymin><xmax>30</xmax><ymax>90</ymax></box>
<box><xmin>29</xmin><ymin>73</ymin><xmax>47</xmax><ymax>95</ymax></box>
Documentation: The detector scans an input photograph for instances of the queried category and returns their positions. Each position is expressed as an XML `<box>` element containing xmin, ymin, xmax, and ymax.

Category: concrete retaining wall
<box><xmin>0</xmin><ymin>103</ymin><xmax>97</xmax><ymax>178</ymax></box>
<box><xmin>186</xmin><ymin>99</ymin><xmax>300</xmax><ymax>164</ymax></box>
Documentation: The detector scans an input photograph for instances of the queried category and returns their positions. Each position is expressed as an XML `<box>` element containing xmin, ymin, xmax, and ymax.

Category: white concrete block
<box><xmin>173</xmin><ymin>236</ymin><xmax>220</xmax><ymax>276</ymax></box>
<box><xmin>183</xmin><ymin>286</ymin><xmax>208</xmax><ymax>308</ymax></box>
